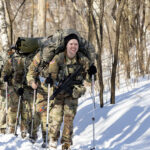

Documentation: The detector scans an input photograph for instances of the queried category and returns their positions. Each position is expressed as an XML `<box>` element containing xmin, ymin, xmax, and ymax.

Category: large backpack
<box><xmin>13</xmin><ymin>29</ymin><xmax>96</xmax><ymax>81</ymax></box>
<box><xmin>14</xmin><ymin>29</ymin><xmax>95</xmax><ymax>64</ymax></box>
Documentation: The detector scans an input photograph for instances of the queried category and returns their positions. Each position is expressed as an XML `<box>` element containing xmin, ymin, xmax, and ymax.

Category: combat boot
<box><xmin>49</xmin><ymin>138</ymin><xmax>57</xmax><ymax>150</ymax></box>
<box><xmin>21</xmin><ymin>131</ymin><xmax>27</xmax><ymax>138</ymax></box>
<box><xmin>0</xmin><ymin>128</ymin><xmax>6</xmax><ymax>134</ymax></box>
<box><xmin>9</xmin><ymin>127</ymin><xmax>15</xmax><ymax>134</ymax></box>
<box><xmin>29</xmin><ymin>133</ymin><xmax>38</xmax><ymax>144</ymax></box>
<box><xmin>62</xmin><ymin>143</ymin><xmax>71</xmax><ymax>150</ymax></box>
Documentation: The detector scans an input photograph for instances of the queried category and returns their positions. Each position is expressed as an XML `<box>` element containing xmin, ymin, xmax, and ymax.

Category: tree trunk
<box><xmin>5</xmin><ymin>0</ymin><xmax>13</xmax><ymax>45</ymax></box>
<box><xmin>91</xmin><ymin>0</ymin><xmax>105</xmax><ymax>108</ymax></box>
<box><xmin>5</xmin><ymin>0</ymin><xmax>26</xmax><ymax>44</ymax></box>
<box><xmin>38</xmin><ymin>0</ymin><xmax>46</xmax><ymax>36</ymax></box>
<box><xmin>0</xmin><ymin>0</ymin><xmax>9</xmax><ymax>61</ymax></box>
<box><xmin>98</xmin><ymin>0</ymin><xmax>105</xmax><ymax>107</ymax></box>
<box><xmin>30</xmin><ymin>0</ymin><xmax>34</xmax><ymax>37</ymax></box>
<box><xmin>69</xmin><ymin>0</ymin><xmax>76</xmax><ymax>28</ymax></box>
<box><xmin>121</xmin><ymin>13</ymin><xmax>131</xmax><ymax>79</ymax></box>
<box><xmin>86</xmin><ymin>0</ymin><xmax>94</xmax><ymax>42</ymax></box>
<box><xmin>139</xmin><ymin>0</ymin><xmax>146</xmax><ymax>75</ymax></box>
<box><xmin>110</xmin><ymin>0</ymin><xmax>126</xmax><ymax>104</ymax></box>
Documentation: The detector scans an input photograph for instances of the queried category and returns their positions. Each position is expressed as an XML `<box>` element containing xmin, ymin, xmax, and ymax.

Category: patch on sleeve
<box><xmin>33</xmin><ymin>60</ymin><xmax>38</xmax><ymax>66</ymax></box>
<box><xmin>50</xmin><ymin>60</ymin><xmax>55</xmax><ymax>64</ymax></box>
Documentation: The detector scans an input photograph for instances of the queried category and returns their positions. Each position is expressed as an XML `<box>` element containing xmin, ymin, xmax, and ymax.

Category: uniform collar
<box><xmin>65</xmin><ymin>55</ymin><xmax>77</xmax><ymax>65</ymax></box>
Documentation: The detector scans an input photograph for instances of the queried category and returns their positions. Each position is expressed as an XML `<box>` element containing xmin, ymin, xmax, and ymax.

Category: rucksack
<box><xmin>13</xmin><ymin>29</ymin><xmax>96</xmax><ymax>82</ymax></box>
<box><xmin>14</xmin><ymin>29</ymin><xmax>95</xmax><ymax>65</ymax></box>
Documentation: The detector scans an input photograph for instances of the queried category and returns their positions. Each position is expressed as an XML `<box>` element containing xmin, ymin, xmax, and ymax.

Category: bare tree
<box><xmin>5</xmin><ymin>0</ymin><xmax>26</xmax><ymax>44</ymax></box>
<box><xmin>0</xmin><ymin>0</ymin><xmax>9</xmax><ymax>61</ymax></box>
<box><xmin>30</xmin><ymin>0</ymin><xmax>34</xmax><ymax>37</ymax></box>
<box><xmin>92</xmin><ymin>0</ymin><xmax>104</xmax><ymax>107</ymax></box>
<box><xmin>38</xmin><ymin>0</ymin><xmax>46</xmax><ymax>36</ymax></box>
<box><xmin>110</xmin><ymin>0</ymin><xmax>126</xmax><ymax>104</ymax></box>
<box><xmin>86</xmin><ymin>0</ymin><xmax>94</xmax><ymax>42</ymax></box>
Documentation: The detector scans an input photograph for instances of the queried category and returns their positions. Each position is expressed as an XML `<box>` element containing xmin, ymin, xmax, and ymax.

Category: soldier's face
<box><xmin>66</xmin><ymin>39</ymin><xmax>79</xmax><ymax>59</ymax></box>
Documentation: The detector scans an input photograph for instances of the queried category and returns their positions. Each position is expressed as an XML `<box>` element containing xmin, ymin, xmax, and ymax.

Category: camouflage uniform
<box><xmin>1</xmin><ymin>54</ymin><xmax>39</xmax><ymax>138</ymax></box>
<box><xmin>48</xmin><ymin>52</ymin><xmax>89</xmax><ymax>146</ymax></box>
<box><xmin>0</xmin><ymin>57</ymin><xmax>6</xmax><ymax>134</ymax></box>
<box><xmin>27</xmin><ymin>50</ymin><xmax>89</xmax><ymax>146</ymax></box>
<box><xmin>26</xmin><ymin>52</ymin><xmax>52</xmax><ymax>143</ymax></box>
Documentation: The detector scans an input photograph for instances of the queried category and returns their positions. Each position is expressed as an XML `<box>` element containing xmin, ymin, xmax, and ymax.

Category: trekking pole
<box><xmin>14</xmin><ymin>95</ymin><xmax>22</xmax><ymax>136</ymax></box>
<box><xmin>5</xmin><ymin>82</ymin><xmax>8</xmax><ymax>133</ymax></box>
<box><xmin>90</xmin><ymin>74</ymin><xmax>96</xmax><ymax>150</ymax></box>
<box><xmin>30</xmin><ymin>89</ymin><xmax>36</xmax><ymax>140</ymax></box>
<box><xmin>45</xmin><ymin>83</ymin><xmax>51</xmax><ymax>149</ymax></box>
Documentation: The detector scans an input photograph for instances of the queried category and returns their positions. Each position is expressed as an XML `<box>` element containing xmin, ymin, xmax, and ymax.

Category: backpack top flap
<box><xmin>15</xmin><ymin>37</ymin><xmax>47</xmax><ymax>54</ymax></box>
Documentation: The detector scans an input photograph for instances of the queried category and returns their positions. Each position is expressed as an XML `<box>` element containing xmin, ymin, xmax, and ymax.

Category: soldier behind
<box><xmin>0</xmin><ymin>56</ymin><xmax>6</xmax><ymax>134</ymax></box>
<box><xmin>1</xmin><ymin>50</ymin><xmax>39</xmax><ymax>141</ymax></box>
<box><xmin>26</xmin><ymin>49</ymin><xmax>53</xmax><ymax>146</ymax></box>
<box><xmin>27</xmin><ymin>32</ymin><xmax>97</xmax><ymax>150</ymax></box>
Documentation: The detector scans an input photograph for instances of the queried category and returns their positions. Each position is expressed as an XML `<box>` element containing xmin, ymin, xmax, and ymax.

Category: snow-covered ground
<box><xmin>0</xmin><ymin>76</ymin><xmax>150</xmax><ymax>150</ymax></box>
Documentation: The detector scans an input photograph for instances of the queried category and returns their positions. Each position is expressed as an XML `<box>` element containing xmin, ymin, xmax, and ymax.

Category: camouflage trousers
<box><xmin>35</xmin><ymin>91</ymin><xmax>50</xmax><ymax>142</ymax></box>
<box><xmin>21</xmin><ymin>87</ymin><xmax>40</xmax><ymax>138</ymax></box>
<box><xmin>49</xmin><ymin>95</ymin><xmax>78</xmax><ymax>144</ymax></box>
<box><xmin>6</xmin><ymin>86</ymin><xmax>39</xmax><ymax>137</ymax></box>
<box><xmin>0</xmin><ymin>89</ymin><xmax>6</xmax><ymax>129</ymax></box>
<box><xmin>7</xmin><ymin>86</ymin><xmax>18</xmax><ymax>131</ymax></box>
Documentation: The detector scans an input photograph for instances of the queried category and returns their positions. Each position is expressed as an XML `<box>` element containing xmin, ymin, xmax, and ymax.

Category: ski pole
<box><xmin>14</xmin><ymin>95</ymin><xmax>22</xmax><ymax>136</ymax></box>
<box><xmin>45</xmin><ymin>83</ymin><xmax>51</xmax><ymax>149</ymax></box>
<box><xmin>30</xmin><ymin>89</ymin><xmax>36</xmax><ymax>139</ymax></box>
<box><xmin>5</xmin><ymin>82</ymin><xmax>8</xmax><ymax>133</ymax></box>
<box><xmin>90</xmin><ymin>74</ymin><xmax>96</xmax><ymax>150</ymax></box>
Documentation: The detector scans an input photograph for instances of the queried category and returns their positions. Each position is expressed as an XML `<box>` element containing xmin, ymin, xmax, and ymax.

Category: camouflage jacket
<box><xmin>1</xmin><ymin>54</ymin><xmax>26</xmax><ymax>89</ymax></box>
<box><xmin>27</xmin><ymin>51</ymin><xmax>90</xmax><ymax>94</ymax></box>
<box><xmin>26</xmin><ymin>51</ymin><xmax>49</xmax><ymax>93</ymax></box>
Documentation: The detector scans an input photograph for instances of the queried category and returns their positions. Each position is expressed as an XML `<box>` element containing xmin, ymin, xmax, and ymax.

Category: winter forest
<box><xmin>0</xmin><ymin>0</ymin><xmax>150</xmax><ymax>150</ymax></box>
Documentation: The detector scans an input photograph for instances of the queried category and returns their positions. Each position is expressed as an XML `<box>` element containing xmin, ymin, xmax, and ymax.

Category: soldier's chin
<box><xmin>71</xmin><ymin>50</ymin><xmax>77</xmax><ymax>55</ymax></box>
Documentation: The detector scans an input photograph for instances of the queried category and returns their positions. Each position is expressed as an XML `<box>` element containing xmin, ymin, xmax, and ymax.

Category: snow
<box><xmin>1</xmin><ymin>76</ymin><xmax>150</xmax><ymax>150</ymax></box>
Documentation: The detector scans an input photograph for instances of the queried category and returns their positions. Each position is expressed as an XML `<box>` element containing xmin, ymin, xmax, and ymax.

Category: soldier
<box><xmin>0</xmin><ymin>56</ymin><xmax>6</xmax><ymax>134</ymax></box>
<box><xmin>27</xmin><ymin>32</ymin><xmax>97</xmax><ymax>150</ymax></box>
<box><xmin>26</xmin><ymin>50</ymin><xmax>52</xmax><ymax>146</ymax></box>
<box><xmin>48</xmin><ymin>34</ymin><xmax>97</xmax><ymax>150</ymax></box>
<box><xmin>1</xmin><ymin>51</ymin><xmax>39</xmax><ymax>141</ymax></box>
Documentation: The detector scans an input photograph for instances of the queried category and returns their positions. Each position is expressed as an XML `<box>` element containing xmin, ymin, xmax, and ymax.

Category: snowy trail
<box><xmin>1</xmin><ymin>77</ymin><xmax>150</xmax><ymax>150</ymax></box>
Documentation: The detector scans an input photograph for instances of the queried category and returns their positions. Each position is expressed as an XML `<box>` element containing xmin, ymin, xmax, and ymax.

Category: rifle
<box><xmin>50</xmin><ymin>65</ymin><xmax>83</xmax><ymax>100</ymax></box>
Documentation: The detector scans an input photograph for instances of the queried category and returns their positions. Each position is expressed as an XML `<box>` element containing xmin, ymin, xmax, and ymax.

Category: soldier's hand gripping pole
<box><xmin>14</xmin><ymin>88</ymin><xmax>24</xmax><ymax>136</ymax></box>
<box><xmin>30</xmin><ymin>89</ymin><xmax>36</xmax><ymax>139</ymax></box>
<box><xmin>45</xmin><ymin>74</ymin><xmax>53</xmax><ymax>149</ymax></box>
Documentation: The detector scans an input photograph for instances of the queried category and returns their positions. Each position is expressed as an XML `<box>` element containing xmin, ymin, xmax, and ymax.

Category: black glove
<box><xmin>45</xmin><ymin>74</ymin><xmax>53</xmax><ymax>86</ymax></box>
<box><xmin>88</xmin><ymin>64</ymin><xmax>97</xmax><ymax>76</ymax></box>
<box><xmin>3</xmin><ymin>75</ymin><xmax>10</xmax><ymax>82</ymax></box>
<box><xmin>17</xmin><ymin>88</ymin><xmax>24</xmax><ymax>96</ymax></box>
